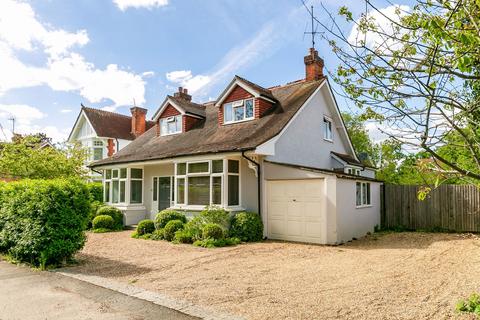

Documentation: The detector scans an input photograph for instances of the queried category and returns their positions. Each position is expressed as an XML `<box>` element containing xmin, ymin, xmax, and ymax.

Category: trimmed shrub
<box><xmin>202</xmin><ymin>223</ymin><xmax>224</xmax><ymax>240</ymax></box>
<box><xmin>136</xmin><ymin>219</ymin><xmax>155</xmax><ymax>236</ymax></box>
<box><xmin>163</xmin><ymin>220</ymin><xmax>185</xmax><ymax>241</ymax></box>
<box><xmin>87</xmin><ymin>200</ymin><xmax>103</xmax><ymax>229</ymax></box>
<box><xmin>92</xmin><ymin>215</ymin><xmax>114</xmax><ymax>230</ymax></box>
<box><xmin>183</xmin><ymin>216</ymin><xmax>204</xmax><ymax>241</ymax></box>
<box><xmin>155</xmin><ymin>210</ymin><xmax>187</xmax><ymax>229</ymax></box>
<box><xmin>174</xmin><ymin>229</ymin><xmax>194</xmax><ymax>244</ymax></box>
<box><xmin>150</xmin><ymin>229</ymin><xmax>164</xmax><ymax>241</ymax></box>
<box><xmin>96</xmin><ymin>206</ymin><xmax>123</xmax><ymax>230</ymax></box>
<box><xmin>86</xmin><ymin>182</ymin><xmax>103</xmax><ymax>202</ymax></box>
<box><xmin>199</xmin><ymin>206</ymin><xmax>230</xmax><ymax>230</ymax></box>
<box><xmin>230</xmin><ymin>212</ymin><xmax>263</xmax><ymax>242</ymax></box>
<box><xmin>0</xmin><ymin>179</ymin><xmax>90</xmax><ymax>268</ymax></box>
<box><xmin>193</xmin><ymin>237</ymin><xmax>241</xmax><ymax>248</ymax></box>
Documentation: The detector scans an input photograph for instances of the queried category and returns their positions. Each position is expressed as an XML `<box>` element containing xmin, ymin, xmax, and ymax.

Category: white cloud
<box><xmin>348</xmin><ymin>5</ymin><xmax>410</xmax><ymax>52</ymax></box>
<box><xmin>113</xmin><ymin>0</ymin><xmax>168</xmax><ymax>11</ymax></box>
<box><xmin>142</xmin><ymin>71</ymin><xmax>155</xmax><ymax>78</ymax></box>
<box><xmin>166</xmin><ymin>70</ymin><xmax>211</xmax><ymax>94</ymax></box>
<box><xmin>0</xmin><ymin>104</ymin><xmax>45</xmax><ymax>125</ymax></box>
<box><xmin>60</xmin><ymin>109</ymin><xmax>72</xmax><ymax>113</ymax></box>
<box><xmin>0</xmin><ymin>0</ymin><xmax>147</xmax><ymax>107</ymax></box>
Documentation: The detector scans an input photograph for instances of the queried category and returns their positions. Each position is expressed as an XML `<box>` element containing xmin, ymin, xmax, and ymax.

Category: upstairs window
<box><xmin>160</xmin><ymin>115</ymin><xmax>182</xmax><ymax>135</ymax></box>
<box><xmin>92</xmin><ymin>140</ymin><xmax>104</xmax><ymax>160</ymax></box>
<box><xmin>347</xmin><ymin>168</ymin><xmax>360</xmax><ymax>176</ymax></box>
<box><xmin>324</xmin><ymin>116</ymin><xmax>333</xmax><ymax>141</ymax></box>
<box><xmin>224</xmin><ymin>98</ymin><xmax>254</xmax><ymax>124</ymax></box>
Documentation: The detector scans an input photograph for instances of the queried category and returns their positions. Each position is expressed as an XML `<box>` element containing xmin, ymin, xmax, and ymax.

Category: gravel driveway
<box><xmin>70</xmin><ymin>231</ymin><xmax>480</xmax><ymax>320</ymax></box>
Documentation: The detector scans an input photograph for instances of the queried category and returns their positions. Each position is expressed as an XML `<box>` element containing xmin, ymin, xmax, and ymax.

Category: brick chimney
<box><xmin>304</xmin><ymin>48</ymin><xmax>324</xmax><ymax>81</ymax></box>
<box><xmin>174</xmin><ymin>87</ymin><xmax>192</xmax><ymax>101</ymax></box>
<box><xmin>130</xmin><ymin>106</ymin><xmax>147</xmax><ymax>138</ymax></box>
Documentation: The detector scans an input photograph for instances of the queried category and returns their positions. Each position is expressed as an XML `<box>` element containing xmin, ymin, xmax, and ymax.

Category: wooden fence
<box><xmin>381</xmin><ymin>184</ymin><xmax>480</xmax><ymax>232</ymax></box>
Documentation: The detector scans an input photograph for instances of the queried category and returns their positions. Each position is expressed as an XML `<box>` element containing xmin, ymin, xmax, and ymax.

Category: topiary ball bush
<box><xmin>155</xmin><ymin>210</ymin><xmax>187</xmax><ymax>230</ymax></box>
<box><xmin>92</xmin><ymin>215</ymin><xmax>114</xmax><ymax>230</ymax></box>
<box><xmin>202</xmin><ymin>223</ymin><xmax>224</xmax><ymax>240</ymax></box>
<box><xmin>96</xmin><ymin>206</ymin><xmax>124</xmax><ymax>230</ymax></box>
<box><xmin>163</xmin><ymin>219</ymin><xmax>185</xmax><ymax>241</ymax></box>
<box><xmin>136</xmin><ymin>219</ymin><xmax>155</xmax><ymax>236</ymax></box>
<box><xmin>230</xmin><ymin>212</ymin><xmax>263</xmax><ymax>242</ymax></box>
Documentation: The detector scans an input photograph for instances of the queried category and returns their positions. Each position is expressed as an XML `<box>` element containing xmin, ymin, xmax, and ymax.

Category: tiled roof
<box><xmin>92</xmin><ymin>78</ymin><xmax>323</xmax><ymax>167</ymax></box>
<box><xmin>82</xmin><ymin>106</ymin><xmax>155</xmax><ymax>141</ymax></box>
<box><xmin>168</xmin><ymin>96</ymin><xmax>206</xmax><ymax>117</ymax></box>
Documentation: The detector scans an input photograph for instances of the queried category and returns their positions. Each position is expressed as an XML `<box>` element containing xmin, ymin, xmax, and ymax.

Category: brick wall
<box><xmin>159</xmin><ymin>104</ymin><xmax>181</xmax><ymax>118</ymax></box>
<box><xmin>183</xmin><ymin>115</ymin><xmax>198</xmax><ymax>132</ymax></box>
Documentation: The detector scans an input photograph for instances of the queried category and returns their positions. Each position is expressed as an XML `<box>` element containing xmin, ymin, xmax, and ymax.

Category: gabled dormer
<box><xmin>215</xmin><ymin>76</ymin><xmax>277</xmax><ymax>125</ymax></box>
<box><xmin>152</xmin><ymin>87</ymin><xmax>206</xmax><ymax>136</ymax></box>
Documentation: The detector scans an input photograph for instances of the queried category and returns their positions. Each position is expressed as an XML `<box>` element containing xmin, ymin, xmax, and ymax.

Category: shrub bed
<box><xmin>155</xmin><ymin>210</ymin><xmax>187</xmax><ymax>229</ymax></box>
<box><xmin>164</xmin><ymin>220</ymin><xmax>185</xmax><ymax>241</ymax></box>
<box><xmin>230</xmin><ymin>212</ymin><xmax>263</xmax><ymax>242</ymax></box>
<box><xmin>0</xmin><ymin>179</ymin><xmax>90</xmax><ymax>268</ymax></box>
<box><xmin>137</xmin><ymin>219</ymin><xmax>155</xmax><ymax>235</ymax></box>
<box><xmin>96</xmin><ymin>206</ymin><xmax>124</xmax><ymax>230</ymax></box>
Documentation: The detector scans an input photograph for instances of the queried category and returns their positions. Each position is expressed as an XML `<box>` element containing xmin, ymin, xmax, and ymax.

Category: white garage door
<box><xmin>267</xmin><ymin>179</ymin><xmax>324</xmax><ymax>243</ymax></box>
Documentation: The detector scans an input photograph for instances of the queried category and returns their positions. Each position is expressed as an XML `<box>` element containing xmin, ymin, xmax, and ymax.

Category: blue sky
<box><xmin>0</xmin><ymin>0</ymin><xmax>412</xmax><ymax>142</ymax></box>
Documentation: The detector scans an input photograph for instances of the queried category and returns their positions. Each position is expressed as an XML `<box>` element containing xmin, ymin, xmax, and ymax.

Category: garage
<box><xmin>266</xmin><ymin>179</ymin><xmax>325</xmax><ymax>243</ymax></box>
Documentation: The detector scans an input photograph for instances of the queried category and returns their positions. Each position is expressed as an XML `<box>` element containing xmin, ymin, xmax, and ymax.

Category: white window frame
<box><xmin>323</xmin><ymin>116</ymin><xmax>333</xmax><ymax>142</ymax></box>
<box><xmin>129</xmin><ymin>168</ymin><xmax>144</xmax><ymax>205</ymax></box>
<box><xmin>103</xmin><ymin>167</ymin><xmax>143</xmax><ymax>206</ymax></box>
<box><xmin>223</xmin><ymin>98</ymin><xmax>255</xmax><ymax>124</ymax></box>
<box><xmin>356</xmin><ymin>181</ymin><xmax>371</xmax><ymax>208</ymax></box>
<box><xmin>347</xmin><ymin>168</ymin><xmax>360</xmax><ymax>176</ymax></box>
<box><xmin>173</xmin><ymin>158</ymin><xmax>241</xmax><ymax>210</ymax></box>
<box><xmin>92</xmin><ymin>140</ymin><xmax>104</xmax><ymax>161</ymax></box>
<box><xmin>160</xmin><ymin>115</ymin><xmax>182</xmax><ymax>136</ymax></box>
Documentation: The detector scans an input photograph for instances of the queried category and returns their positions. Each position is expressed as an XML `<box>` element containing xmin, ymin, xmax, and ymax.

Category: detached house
<box><xmin>68</xmin><ymin>106</ymin><xmax>155</xmax><ymax>180</ymax></box>
<box><xmin>91</xmin><ymin>48</ymin><xmax>381</xmax><ymax>244</ymax></box>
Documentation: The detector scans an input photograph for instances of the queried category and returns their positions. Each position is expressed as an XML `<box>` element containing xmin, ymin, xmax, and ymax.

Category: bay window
<box><xmin>175</xmin><ymin>159</ymin><xmax>239</xmax><ymax>208</ymax></box>
<box><xmin>223</xmin><ymin>98</ymin><xmax>254</xmax><ymax>124</ymax></box>
<box><xmin>103</xmin><ymin>168</ymin><xmax>143</xmax><ymax>205</ymax></box>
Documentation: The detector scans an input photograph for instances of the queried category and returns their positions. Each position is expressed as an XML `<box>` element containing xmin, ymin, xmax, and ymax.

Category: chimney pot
<box><xmin>183</xmin><ymin>88</ymin><xmax>188</xmax><ymax>94</ymax></box>
<box><xmin>174</xmin><ymin>87</ymin><xmax>192</xmax><ymax>102</ymax></box>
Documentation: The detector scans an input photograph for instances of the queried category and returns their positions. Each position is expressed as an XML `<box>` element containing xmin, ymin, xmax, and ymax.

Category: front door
<box><xmin>152</xmin><ymin>176</ymin><xmax>172</xmax><ymax>214</ymax></box>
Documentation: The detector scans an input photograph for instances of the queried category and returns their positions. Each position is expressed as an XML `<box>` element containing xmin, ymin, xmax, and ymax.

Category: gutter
<box><xmin>241</xmin><ymin>151</ymin><xmax>261</xmax><ymax>216</ymax></box>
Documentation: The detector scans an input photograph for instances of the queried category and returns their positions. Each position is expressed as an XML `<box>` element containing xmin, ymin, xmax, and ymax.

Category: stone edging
<box><xmin>53</xmin><ymin>269</ymin><xmax>245</xmax><ymax>320</ymax></box>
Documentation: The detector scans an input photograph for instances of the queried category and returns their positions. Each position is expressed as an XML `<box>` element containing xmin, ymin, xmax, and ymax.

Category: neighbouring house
<box><xmin>91</xmin><ymin>48</ymin><xmax>381</xmax><ymax>244</ymax></box>
<box><xmin>68</xmin><ymin>105</ymin><xmax>155</xmax><ymax>181</ymax></box>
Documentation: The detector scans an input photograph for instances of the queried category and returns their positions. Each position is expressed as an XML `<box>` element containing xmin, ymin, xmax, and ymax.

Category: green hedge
<box><xmin>86</xmin><ymin>182</ymin><xmax>103</xmax><ymax>202</ymax></box>
<box><xmin>230</xmin><ymin>212</ymin><xmax>263</xmax><ymax>242</ymax></box>
<box><xmin>0</xmin><ymin>179</ymin><xmax>90</xmax><ymax>268</ymax></box>
<box><xmin>92</xmin><ymin>215</ymin><xmax>114</xmax><ymax>230</ymax></box>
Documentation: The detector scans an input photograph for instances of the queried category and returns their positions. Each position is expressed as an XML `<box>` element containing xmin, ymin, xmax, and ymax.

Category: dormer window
<box><xmin>160</xmin><ymin>115</ymin><xmax>182</xmax><ymax>136</ymax></box>
<box><xmin>224</xmin><ymin>98</ymin><xmax>254</xmax><ymax>124</ymax></box>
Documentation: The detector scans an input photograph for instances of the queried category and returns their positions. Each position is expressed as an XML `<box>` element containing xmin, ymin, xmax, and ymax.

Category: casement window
<box><xmin>223</xmin><ymin>98</ymin><xmax>254</xmax><ymax>124</ymax></box>
<box><xmin>347</xmin><ymin>168</ymin><xmax>360</xmax><ymax>176</ymax></box>
<box><xmin>160</xmin><ymin>115</ymin><xmax>182</xmax><ymax>135</ymax></box>
<box><xmin>356</xmin><ymin>182</ymin><xmax>371</xmax><ymax>207</ymax></box>
<box><xmin>130</xmin><ymin>168</ymin><xmax>143</xmax><ymax>204</ymax></box>
<box><xmin>92</xmin><ymin>140</ymin><xmax>104</xmax><ymax>160</ymax></box>
<box><xmin>103</xmin><ymin>168</ymin><xmax>143</xmax><ymax>205</ymax></box>
<box><xmin>324</xmin><ymin>116</ymin><xmax>333</xmax><ymax>141</ymax></box>
<box><xmin>175</xmin><ymin>159</ymin><xmax>239</xmax><ymax>207</ymax></box>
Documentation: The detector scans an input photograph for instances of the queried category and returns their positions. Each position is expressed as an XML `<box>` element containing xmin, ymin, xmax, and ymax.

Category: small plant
<box><xmin>456</xmin><ymin>293</ymin><xmax>480</xmax><ymax>315</ymax></box>
<box><xmin>163</xmin><ymin>220</ymin><xmax>185</xmax><ymax>241</ymax></box>
<box><xmin>92</xmin><ymin>215</ymin><xmax>114</xmax><ymax>230</ymax></box>
<box><xmin>96</xmin><ymin>206</ymin><xmax>124</xmax><ymax>230</ymax></box>
<box><xmin>193</xmin><ymin>237</ymin><xmax>241</xmax><ymax>248</ymax></box>
<box><xmin>136</xmin><ymin>219</ymin><xmax>155</xmax><ymax>236</ymax></box>
<box><xmin>230</xmin><ymin>212</ymin><xmax>263</xmax><ymax>242</ymax></box>
<box><xmin>131</xmin><ymin>231</ymin><xmax>151</xmax><ymax>240</ymax></box>
<box><xmin>202</xmin><ymin>223</ymin><xmax>224</xmax><ymax>240</ymax></box>
<box><xmin>92</xmin><ymin>228</ymin><xmax>111</xmax><ymax>233</ymax></box>
<box><xmin>155</xmin><ymin>210</ymin><xmax>187</xmax><ymax>229</ymax></box>
<box><xmin>150</xmin><ymin>229</ymin><xmax>164</xmax><ymax>240</ymax></box>
<box><xmin>174</xmin><ymin>229</ymin><xmax>194</xmax><ymax>243</ymax></box>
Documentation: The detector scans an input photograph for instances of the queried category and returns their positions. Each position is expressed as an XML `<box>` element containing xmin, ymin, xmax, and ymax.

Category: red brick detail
<box><xmin>218</xmin><ymin>105</ymin><xmax>224</xmax><ymax>126</ymax></box>
<box><xmin>159</xmin><ymin>104</ymin><xmax>181</xmax><ymax>118</ymax></box>
<box><xmin>130</xmin><ymin>107</ymin><xmax>147</xmax><ymax>138</ymax></box>
<box><xmin>107</xmin><ymin>138</ymin><xmax>115</xmax><ymax>157</ymax></box>
<box><xmin>255</xmin><ymin>99</ymin><xmax>273</xmax><ymax>118</ymax></box>
<box><xmin>183</xmin><ymin>115</ymin><xmax>198</xmax><ymax>132</ymax></box>
<box><xmin>155</xmin><ymin>119</ymin><xmax>160</xmax><ymax>137</ymax></box>
<box><xmin>304</xmin><ymin>48</ymin><xmax>324</xmax><ymax>81</ymax></box>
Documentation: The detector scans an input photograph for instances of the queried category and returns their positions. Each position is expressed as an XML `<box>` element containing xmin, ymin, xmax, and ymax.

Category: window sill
<box><xmin>356</xmin><ymin>205</ymin><xmax>372</xmax><ymax>209</ymax></box>
<box><xmin>171</xmin><ymin>205</ymin><xmax>245</xmax><ymax>212</ymax></box>
<box><xmin>160</xmin><ymin>131</ymin><xmax>182</xmax><ymax>137</ymax></box>
<box><xmin>323</xmin><ymin>138</ymin><xmax>333</xmax><ymax>143</ymax></box>
<box><xmin>223</xmin><ymin>118</ymin><xmax>255</xmax><ymax>125</ymax></box>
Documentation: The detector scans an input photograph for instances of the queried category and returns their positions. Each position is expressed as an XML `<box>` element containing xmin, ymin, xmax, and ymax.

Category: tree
<box><xmin>0</xmin><ymin>134</ymin><xmax>87</xmax><ymax>179</ymax></box>
<box><xmin>315</xmin><ymin>0</ymin><xmax>480</xmax><ymax>182</ymax></box>
<box><xmin>342</xmin><ymin>112</ymin><xmax>379</xmax><ymax>166</ymax></box>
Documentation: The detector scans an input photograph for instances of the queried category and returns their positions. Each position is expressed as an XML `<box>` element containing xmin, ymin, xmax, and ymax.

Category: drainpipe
<box><xmin>241</xmin><ymin>151</ymin><xmax>261</xmax><ymax>216</ymax></box>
